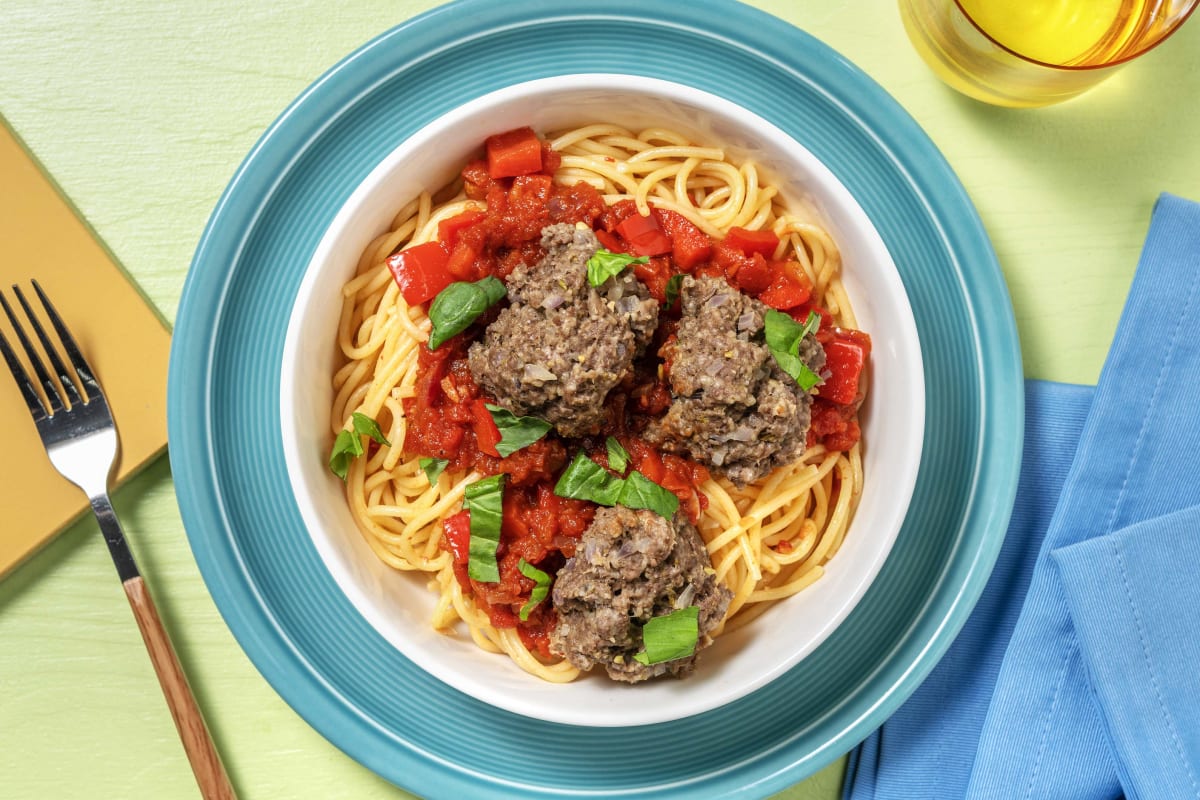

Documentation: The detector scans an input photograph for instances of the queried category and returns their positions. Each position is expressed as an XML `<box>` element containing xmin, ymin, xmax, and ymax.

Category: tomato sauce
<box><xmin>440</xmin><ymin>484</ymin><xmax>594</xmax><ymax>658</ymax></box>
<box><xmin>396</xmin><ymin>129</ymin><xmax>871</xmax><ymax>656</ymax></box>
<box><xmin>401</xmin><ymin>337</ymin><xmax>567</xmax><ymax>486</ymax></box>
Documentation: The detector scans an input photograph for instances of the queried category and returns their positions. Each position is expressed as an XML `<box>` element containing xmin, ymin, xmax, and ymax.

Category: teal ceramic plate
<box><xmin>168</xmin><ymin>1</ymin><xmax>1022</xmax><ymax>797</ymax></box>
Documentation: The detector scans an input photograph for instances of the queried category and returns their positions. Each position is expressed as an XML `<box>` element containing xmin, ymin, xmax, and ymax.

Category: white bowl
<box><xmin>280</xmin><ymin>74</ymin><xmax>923</xmax><ymax>727</ymax></box>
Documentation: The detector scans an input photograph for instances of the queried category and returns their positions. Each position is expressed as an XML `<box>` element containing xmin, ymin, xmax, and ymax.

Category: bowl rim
<box><xmin>277</xmin><ymin>72</ymin><xmax>925</xmax><ymax>726</ymax></box>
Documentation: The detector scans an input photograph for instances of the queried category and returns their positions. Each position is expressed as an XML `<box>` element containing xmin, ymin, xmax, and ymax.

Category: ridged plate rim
<box><xmin>167</xmin><ymin>1</ymin><xmax>1023</xmax><ymax>797</ymax></box>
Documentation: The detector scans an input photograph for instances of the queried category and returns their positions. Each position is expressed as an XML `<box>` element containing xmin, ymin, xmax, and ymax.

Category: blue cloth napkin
<box><xmin>844</xmin><ymin>193</ymin><xmax>1200</xmax><ymax>800</ymax></box>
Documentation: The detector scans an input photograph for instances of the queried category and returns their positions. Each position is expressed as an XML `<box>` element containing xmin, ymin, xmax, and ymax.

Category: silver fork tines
<box><xmin>0</xmin><ymin>280</ymin><xmax>137</xmax><ymax>581</ymax></box>
<box><xmin>2</xmin><ymin>281</ymin><xmax>237</xmax><ymax>797</ymax></box>
<box><xmin>2</xmin><ymin>282</ymin><xmax>89</xmax><ymax>415</ymax></box>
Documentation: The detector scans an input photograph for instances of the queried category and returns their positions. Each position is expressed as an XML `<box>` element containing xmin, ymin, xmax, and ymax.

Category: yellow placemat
<box><xmin>0</xmin><ymin>118</ymin><xmax>171</xmax><ymax>577</ymax></box>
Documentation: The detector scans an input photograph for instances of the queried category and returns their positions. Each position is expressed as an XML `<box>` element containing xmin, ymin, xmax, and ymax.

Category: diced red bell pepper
<box><xmin>415</xmin><ymin>345</ymin><xmax>450</xmax><ymax>408</ymax></box>
<box><xmin>538</xmin><ymin>141</ymin><xmax>562</xmax><ymax>175</ymax></box>
<box><xmin>779</xmin><ymin>260</ymin><xmax>815</xmax><ymax>288</ymax></box>
<box><xmin>758</xmin><ymin>265</ymin><xmax>813</xmax><ymax>310</ymax></box>
<box><xmin>711</xmin><ymin>239</ymin><xmax>767</xmax><ymax>292</ymax></box>
<box><xmin>616</xmin><ymin>213</ymin><xmax>673</xmax><ymax>257</ymax></box>
<box><xmin>691</xmin><ymin>262</ymin><xmax>725</xmax><ymax>282</ymax></box>
<box><xmin>470</xmin><ymin>398</ymin><xmax>502</xmax><ymax>457</ymax></box>
<box><xmin>441</xmin><ymin>508</ymin><xmax>474</xmax><ymax>590</ymax></box>
<box><xmin>486</xmin><ymin>127</ymin><xmax>543</xmax><ymax>179</ymax></box>
<box><xmin>790</xmin><ymin>303</ymin><xmax>834</xmax><ymax>331</ymax></box>
<box><xmin>629</xmin><ymin>440</ymin><xmax>666</xmax><ymax>484</ymax></box>
<box><xmin>444</xmin><ymin>242</ymin><xmax>478</xmax><ymax>281</ymax></box>
<box><xmin>442</xmin><ymin>510</ymin><xmax>472</xmax><ymax>565</ymax></box>
<box><xmin>438</xmin><ymin>210</ymin><xmax>486</xmax><ymax>251</ymax></box>
<box><xmin>822</xmin><ymin>327</ymin><xmax>873</xmax><ymax>354</ymax></box>
<box><xmin>387</xmin><ymin>241</ymin><xmax>454</xmax><ymax>306</ymax></box>
<box><xmin>461</xmin><ymin>160</ymin><xmax>495</xmax><ymax>200</ymax></box>
<box><xmin>819</xmin><ymin>335</ymin><xmax>869</xmax><ymax>405</ymax></box>
<box><xmin>733</xmin><ymin>253</ymin><xmax>773</xmax><ymax>295</ymax></box>
<box><xmin>653</xmin><ymin>209</ymin><xmax>712</xmax><ymax>270</ymax></box>
<box><xmin>725</xmin><ymin>226</ymin><xmax>780</xmax><ymax>258</ymax></box>
<box><xmin>594</xmin><ymin>229</ymin><xmax>627</xmax><ymax>253</ymax></box>
<box><xmin>632</xmin><ymin>256</ymin><xmax>673</xmax><ymax>303</ymax></box>
<box><xmin>599</xmin><ymin>198</ymin><xmax>640</xmax><ymax>233</ymax></box>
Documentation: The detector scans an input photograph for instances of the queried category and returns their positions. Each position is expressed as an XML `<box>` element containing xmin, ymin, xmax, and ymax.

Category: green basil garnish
<box><xmin>419</xmin><ymin>457</ymin><xmax>449</xmax><ymax>485</ymax></box>
<box><xmin>427</xmin><ymin>276</ymin><xmax>506</xmax><ymax>350</ymax></box>
<box><xmin>633</xmin><ymin>606</ymin><xmax>700</xmax><ymax>665</ymax></box>
<box><xmin>328</xmin><ymin>412</ymin><xmax>391</xmax><ymax>481</ymax></box>
<box><xmin>797</xmin><ymin>309</ymin><xmax>821</xmax><ymax>340</ymax></box>
<box><xmin>586</xmin><ymin>248</ymin><xmax>648</xmax><ymax>287</ymax></box>
<box><xmin>554</xmin><ymin>451</ymin><xmax>624</xmax><ymax>506</ymax></box>
<box><xmin>464</xmin><ymin>474</ymin><xmax>505</xmax><ymax>582</ymax></box>
<box><xmin>485</xmin><ymin>404</ymin><xmax>552</xmax><ymax>457</ymax></box>
<box><xmin>553</xmin><ymin>450</ymin><xmax>678</xmax><ymax>519</ymax></box>
<box><xmin>617</xmin><ymin>470</ymin><xmax>680</xmax><ymax>520</ymax></box>
<box><xmin>517</xmin><ymin>558</ymin><xmax>552</xmax><ymax>621</ymax></box>
<box><xmin>764</xmin><ymin>309</ymin><xmax>822</xmax><ymax>391</ymax></box>
<box><xmin>605</xmin><ymin>436</ymin><xmax>630</xmax><ymax>473</ymax></box>
<box><xmin>764</xmin><ymin>308</ymin><xmax>815</xmax><ymax>356</ymax></box>
<box><xmin>663</xmin><ymin>273</ymin><xmax>684</xmax><ymax>309</ymax></box>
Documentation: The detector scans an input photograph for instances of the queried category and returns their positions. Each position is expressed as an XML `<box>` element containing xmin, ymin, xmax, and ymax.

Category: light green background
<box><xmin>2</xmin><ymin>2</ymin><xmax>1197</xmax><ymax>798</ymax></box>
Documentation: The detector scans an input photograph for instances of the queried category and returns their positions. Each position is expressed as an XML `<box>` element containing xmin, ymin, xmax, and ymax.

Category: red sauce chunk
<box><xmin>808</xmin><ymin>326</ymin><xmax>872</xmax><ymax>451</ymax></box>
<box><xmin>401</xmin><ymin>338</ymin><xmax>567</xmax><ymax>485</ymax></box>
<box><xmin>440</xmin><ymin>487</ymin><xmax>595</xmax><ymax>658</ymax></box>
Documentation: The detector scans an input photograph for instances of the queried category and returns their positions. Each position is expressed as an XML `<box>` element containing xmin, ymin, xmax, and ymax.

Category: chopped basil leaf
<box><xmin>328</xmin><ymin>430</ymin><xmax>360</xmax><ymax>481</ymax></box>
<box><xmin>764</xmin><ymin>308</ymin><xmax>804</xmax><ymax>354</ymax></box>
<box><xmin>419</xmin><ymin>457</ymin><xmax>449</xmax><ymax>485</ymax></box>
<box><xmin>554</xmin><ymin>451</ymin><xmax>624</xmax><ymax>506</ymax></box>
<box><xmin>554</xmin><ymin>451</ymin><xmax>678</xmax><ymax>519</ymax></box>
<box><xmin>633</xmin><ymin>606</ymin><xmax>700</xmax><ymax>665</ymax></box>
<box><xmin>328</xmin><ymin>412</ymin><xmax>390</xmax><ymax>481</ymax></box>
<box><xmin>663</xmin><ymin>273</ymin><xmax>684</xmax><ymax>309</ymax></box>
<box><xmin>517</xmin><ymin>558</ymin><xmax>552</xmax><ymax>621</ymax></box>
<box><xmin>479</xmin><ymin>275</ymin><xmax>507</xmax><ymax>305</ymax></box>
<box><xmin>764</xmin><ymin>308</ymin><xmax>823</xmax><ymax>391</ymax></box>
<box><xmin>427</xmin><ymin>276</ymin><xmax>507</xmax><ymax>350</ymax></box>
<box><xmin>775</xmin><ymin>348</ymin><xmax>822</xmax><ymax>391</ymax></box>
<box><xmin>772</xmin><ymin>350</ymin><xmax>823</xmax><ymax>391</ymax></box>
<box><xmin>797</xmin><ymin>310</ymin><xmax>821</xmax><ymax>339</ymax></box>
<box><xmin>464</xmin><ymin>474</ymin><xmax>505</xmax><ymax>582</ymax></box>
<box><xmin>586</xmin><ymin>248</ymin><xmax>648</xmax><ymax>287</ymax></box>
<box><xmin>794</xmin><ymin>362</ymin><xmax>822</xmax><ymax>391</ymax></box>
<box><xmin>351</xmin><ymin>412</ymin><xmax>391</xmax><ymax>447</ymax></box>
<box><xmin>605</xmin><ymin>436</ymin><xmax>630</xmax><ymax>473</ymax></box>
<box><xmin>617</xmin><ymin>470</ymin><xmax>680</xmax><ymax>519</ymax></box>
<box><xmin>485</xmin><ymin>404</ymin><xmax>552</xmax><ymax>457</ymax></box>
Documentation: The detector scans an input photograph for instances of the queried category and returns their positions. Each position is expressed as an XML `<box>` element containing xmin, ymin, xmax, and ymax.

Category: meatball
<box><xmin>550</xmin><ymin>506</ymin><xmax>732</xmax><ymax>682</ymax></box>
<box><xmin>646</xmin><ymin>276</ymin><xmax>825</xmax><ymax>486</ymax></box>
<box><xmin>468</xmin><ymin>224</ymin><xmax>658</xmax><ymax>437</ymax></box>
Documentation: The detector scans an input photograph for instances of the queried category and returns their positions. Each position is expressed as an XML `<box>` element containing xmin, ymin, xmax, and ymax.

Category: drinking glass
<box><xmin>899</xmin><ymin>0</ymin><xmax>1199</xmax><ymax>107</ymax></box>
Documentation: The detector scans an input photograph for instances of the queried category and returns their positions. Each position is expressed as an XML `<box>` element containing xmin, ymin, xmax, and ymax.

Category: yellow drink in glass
<box><xmin>899</xmin><ymin>0</ymin><xmax>1199</xmax><ymax>106</ymax></box>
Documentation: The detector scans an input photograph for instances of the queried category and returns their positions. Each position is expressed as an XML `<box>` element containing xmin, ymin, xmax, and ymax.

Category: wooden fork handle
<box><xmin>123</xmin><ymin>576</ymin><xmax>237</xmax><ymax>800</ymax></box>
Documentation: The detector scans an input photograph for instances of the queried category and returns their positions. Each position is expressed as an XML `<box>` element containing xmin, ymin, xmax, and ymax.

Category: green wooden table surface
<box><xmin>2</xmin><ymin>2</ymin><xmax>1198</xmax><ymax>798</ymax></box>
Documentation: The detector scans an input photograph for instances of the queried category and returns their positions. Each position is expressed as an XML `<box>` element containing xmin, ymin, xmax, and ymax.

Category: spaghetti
<box><xmin>330</xmin><ymin>124</ymin><xmax>867</xmax><ymax>682</ymax></box>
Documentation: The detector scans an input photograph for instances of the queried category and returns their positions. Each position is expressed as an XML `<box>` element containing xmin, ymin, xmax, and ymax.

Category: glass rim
<box><xmin>952</xmin><ymin>0</ymin><xmax>1200</xmax><ymax>72</ymax></box>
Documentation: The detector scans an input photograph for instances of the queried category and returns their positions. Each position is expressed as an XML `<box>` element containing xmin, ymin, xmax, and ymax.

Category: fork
<box><xmin>0</xmin><ymin>281</ymin><xmax>236</xmax><ymax>800</ymax></box>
